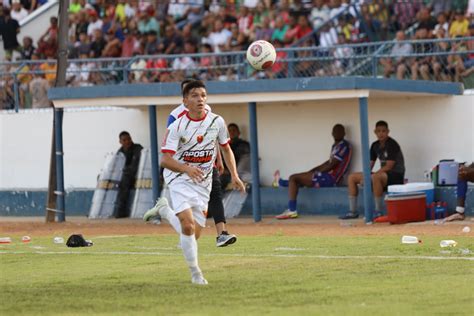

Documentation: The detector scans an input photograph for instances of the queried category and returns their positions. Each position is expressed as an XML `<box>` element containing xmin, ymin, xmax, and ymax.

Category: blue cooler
<box><xmin>388</xmin><ymin>183</ymin><xmax>434</xmax><ymax>220</ymax></box>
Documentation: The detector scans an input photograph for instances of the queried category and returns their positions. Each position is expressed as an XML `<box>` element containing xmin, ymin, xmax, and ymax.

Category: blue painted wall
<box><xmin>1</xmin><ymin>187</ymin><xmax>472</xmax><ymax>217</ymax></box>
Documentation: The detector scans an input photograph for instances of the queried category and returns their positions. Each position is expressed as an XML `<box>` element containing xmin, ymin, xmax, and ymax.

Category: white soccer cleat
<box><xmin>191</xmin><ymin>273</ymin><xmax>208</xmax><ymax>285</ymax></box>
<box><xmin>143</xmin><ymin>197</ymin><xmax>170</xmax><ymax>222</ymax></box>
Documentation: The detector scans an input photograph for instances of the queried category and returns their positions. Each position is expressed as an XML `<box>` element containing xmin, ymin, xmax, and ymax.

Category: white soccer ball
<box><xmin>246</xmin><ymin>40</ymin><xmax>277</xmax><ymax>71</ymax></box>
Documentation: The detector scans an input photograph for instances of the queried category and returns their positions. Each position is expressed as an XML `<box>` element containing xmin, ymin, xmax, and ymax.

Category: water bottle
<box><xmin>53</xmin><ymin>237</ymin><xmax>64</xmax><ymax>244</ymax></box>
<box><xmin>0</xmin><ymin>237</ymin><xmax>12</xmax><ymax>244</ymax></box>
<box><xmin>22</xmin><ymin>236</ymin><xmax>31</xmax><ymax>243</ymax></box>
<box><xmin>401</xmin><ymin>235</ymin><xmax>421</xmax><ymax>244</ymax></box>
<box><xmin>440</xmin><ymin>240</ymin><xmax>457</xmax><ymax>248</ymax></box>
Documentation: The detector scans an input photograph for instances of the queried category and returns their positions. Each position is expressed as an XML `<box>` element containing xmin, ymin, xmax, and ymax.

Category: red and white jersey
<box><xmin>161</xmin><ymin>110</ymin><xmax>229</xmax><ymax>189</ymax></box>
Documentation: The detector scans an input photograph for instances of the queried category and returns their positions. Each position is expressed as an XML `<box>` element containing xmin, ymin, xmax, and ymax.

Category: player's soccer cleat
<box><xmin>143</xmin><ymin>197</ymin><xmax>169</xmax><ymax>222</ymax></box>
<box><xmin>339</xmin><ymin>212</ymin><xmax>359</xmax><ymax>220</ymax></box>
<box><xmin>191</xmin><ymin>272</ymin><xmax>208</xmax><ymax>285</ymax></box>
<box><xmin>444</xmin><ymin>212</ymin><xmax>465</xmax><ymax>222</ymax></box>
<box><xmin>216</xmin><ymin>231</ymin><xmax>237</xmax><ymax>247</ymax></box>
<box><xmin>275</xmin><ymin>209</ymin><xmax>298</xmax><ymax>220</ymax></box>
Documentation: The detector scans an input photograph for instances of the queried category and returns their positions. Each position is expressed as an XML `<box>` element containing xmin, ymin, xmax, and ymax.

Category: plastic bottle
<box><xmin>22</xmin><ymin>236</ymin><xmax>31</xmax><ymax>243</ymax></box>
<box><xmin>440</xmin><ymin>240</ymin><xmax>457</xmax><ymax>248</ymax></box>
<box><xmin>53</xmin><ymin>237</ymin><xmax>64</xmax><ymax>244</ymax></box>
<box><xmin>401</xmin><ymin>235</ymin><xmax>422</xmax><ymax>244</ymax></box>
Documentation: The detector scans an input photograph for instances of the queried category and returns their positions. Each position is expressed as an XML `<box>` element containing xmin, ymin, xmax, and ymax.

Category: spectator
<box><xmin>38</xmin><ymin>56</ymin><xmax>57</xmax><ymax>85</ymax></box>
<box><xmin>115</xmin><ymin>131</ymin><xmax>143</xmax><ymax>218</ymax></box>
<box><xmin>86</xmin><ymin>9</ymin><xmax>103</xmax><ymax>39</ymax></box>
<box><xmin>144</xmin><ymin>30</ymin><xmax>160</xmax><ymax>55</ymax></box>
<box><xmin>252</xmin><ymin>1</ymin><xmax>270</xmax><ymax>29</ymax></box>
<box><xmin>276</xmin><ymin>124</ymin><xmax>351</xmax><ymax>220</ymax></box>
<box><xmin>75</xmin><ymin>10</ymin><xmax>89</xmax><ymax>42</ymax></box>
<box><xmin>392</xmin><ymin>1</ymin><xmax>420</xmax><ymax>31</ymax></box>
<box><xmin>37</xmin><ymin>16</ymin><xmax>58</xmax><ymax>59</ymax></box>
<box><xmin>1</xmin><ymin>8</ymin><xmax>21</xmax><ymax>61</ymax></box>
<box><xmin>416</xmin><ymin>7</ymin><xmax>437</xmax><ymax>32</ymax></box>
<box><xmin>206</xmin><ymin>18</ymin><xmax>232</xmax><ymax>53</ymax></box>
<box><xmin>159</xmin><ymin>24</ymin><xmax>184</xmax><ymax>55</ymax></box>
<box><xmin>69</xmin><ymin>0</ymin><xmax>82</xmax><ymax>14</ymax></box>
<box><xmin>379</xmin><ymin>31</ymin><xmax>413</xmax><ymax>79</ymax></box>
<box><xmin>253</xmin><ymin>15</ymin><xmax>273</xmax><ymax>42</ymax></box>
<box><xmin>433</xmin><ymin>12</ymin><xmax>450</xmax><ymax>36</ymax></box>
<box><xmin>444</xmin><ymin>163</ymin><xmax>474</xmax><ymax>222</ymax></box>
<box><xmin>340</xmin><ymin>120</ymin><xmax>405</xmax><ymax>221</ymax></box>
<box><xmin>221</xmin><ymin>123</ymin><xmax>251</xmax><ymax>191</ymax></box>
<box><xmin>449</xmin><ymin>9</ymin><xmax>469</xmax><ymax>37</ymax></box>
<box><xmin>271</xmin><ymin>16</ymin><xmax>289</xmax><ymax>43</ymax></box>
<box><xmin>20</xmin><ymin>36</ymin><xmax>35</xmax><ymax>60</ymax></box>
<box><xmin>429</xmin><ymin>0</ymin><xmax>453</xmax><ymax>17</ymax></box>
<box><xmin>102</xmin><ymin>31</ymin><xmax>122</xmax><ymax>57</ymax></box>
<box><xmin>237</xmin><ymin>5</ymin><xmax>253</xmax><ymax>36</ymax></box>
<box><xmin>114</xmin><ymin>0</ymin><xmax>127</xmax><ymax>26</ymax></box>
<box><xmin>432</xmin><ymin>28</ymin><xmax>452</xmax><ymax>81</ymax></box>
<box><xmin>121</xmin><ymin>29</ymin><xmax>139</xmax><ymax>58</ymax></box>
<box><xmin>124</xmin><ymin>0</ymin><xmax>138</xmax><ymax>19</ymax></box>
<box><xmin>269</xmin><ymin>39</ymin><xmax>288</xmax><ymax>79</ymax></box>
<box><xmin>75</xmin><ymin>31</ymin><xmax>91</xmax><ymax>57</ymax></box>
<box><xmin>10</xmin><ymin>0</ymin><xmax>28</xmax><ymax>22</ymax></box>
<box><xmin>409</xmin><ymin>28</ymin><xmax>434</xmax><ymax>80</ymax></box>
<box><xmin>137</xmin><ymin>6</ymin><xmax>159</xmax><ymax>35</ymax></box>
<box><xmin>130</xmin><ymin>54</ymin><xmax>148</xmax><ymax>82</ymax></box>
<box><xmin>89</xmin><ymin>29</ymin><xmax>107</xmax><ymax>58</ymax></box>
<box><xmin>310</xmin><ymin>0</ymin><xmax>330</xmax><ymax>29</ymax></box>
<box><xmin>29</xmin><ymin>72</ymin><xmax>50</xmax><ymax>108</ymax></box>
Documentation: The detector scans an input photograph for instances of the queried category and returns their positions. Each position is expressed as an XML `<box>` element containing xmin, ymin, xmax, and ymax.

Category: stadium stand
<box><xmin>1</xmin><ymin>0</ymin><xmax>474</xmax><ymax>109</ymax></box>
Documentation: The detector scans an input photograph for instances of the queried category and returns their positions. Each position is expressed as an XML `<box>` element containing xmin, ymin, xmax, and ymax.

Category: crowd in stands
<box><xmin>1</xmin><ymin>0</ymin><xmax>474</xmax><ymax>109</ymax></box>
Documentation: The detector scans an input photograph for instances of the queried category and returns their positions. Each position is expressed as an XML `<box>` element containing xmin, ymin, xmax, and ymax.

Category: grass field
<box><xmin>1</xmin><ymin>231</ymin><xmax>473</xmax><ymax>316</ymax></box>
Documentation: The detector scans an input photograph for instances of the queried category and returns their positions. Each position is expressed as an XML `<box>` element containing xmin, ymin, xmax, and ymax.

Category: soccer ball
<box><xmin>246</xmin><ymin>40</ymin><xmax>277</xmax><ymax>71</ymax></box>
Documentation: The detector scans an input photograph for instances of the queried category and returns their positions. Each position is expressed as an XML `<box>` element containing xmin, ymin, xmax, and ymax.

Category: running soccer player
<box><xmin>144</xmin><ymin>79</ymin><xmax>237</xmax><ymax>247</ymax></box>
<box><xmin>149</xmin><ymin>80</ymin><xmax>245</xmax><ymax>285</ymax></box>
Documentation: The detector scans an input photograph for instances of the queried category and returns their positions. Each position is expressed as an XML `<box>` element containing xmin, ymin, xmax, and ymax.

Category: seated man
<box><xmin>276</xmin><ymin>124</ymin><xmax>352</xmax><ymax>219</ymax></box>
<box><xmin>340</xmin><ymin>120</ymin><xmax>405</xmax><ymax>220</ymax></box>
<box><xmin>221</xmin><ymin>123</ymin><xmax>251</xmax><ymax>190</ymax></box>
<box><xmin>444</xmin><ymin>163</ymin><xmax>474</xmax><ymax>222</ymax></box>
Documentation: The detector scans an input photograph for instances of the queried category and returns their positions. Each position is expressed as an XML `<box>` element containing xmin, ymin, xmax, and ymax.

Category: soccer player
<box><xmin>275</xmin><ymin>124</ymin><xmax>352</xmax><ymax>219</ymax></box>
<box><xmin>144</xmin><ymin>79</ymin><xmax>237</xmax><ymax>247</ymax></box>
<box><xmin>444</xmin><ymin>163</ymin><xmax>474</xmax><ymax>222</ymax></box>
<box><xmin>149</xmin><ymin>80</ymin><xmax>245</xmax><ymax>285</ymax></box>
<box><xmin>340</xmin><ymin>120</ymin><xmax>405</xmax><ymax>221</ymax></box>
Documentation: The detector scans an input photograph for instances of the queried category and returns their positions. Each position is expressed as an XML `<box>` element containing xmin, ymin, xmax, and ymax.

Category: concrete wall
<box><xmin>1</xmin><ymin>94</ymin><xmax>473</xmax><ymax>189</ymax></box>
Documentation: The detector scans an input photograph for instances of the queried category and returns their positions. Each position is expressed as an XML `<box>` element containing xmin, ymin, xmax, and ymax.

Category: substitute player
<box><xmin>144</xmin><ymin>79</ymin><xmax>237</xmax><ymax>247</ymax></box>
<box><xmin>151</xmin><ymin>80</ymin><xmax>245</xmax><ymax>285</ymax></box>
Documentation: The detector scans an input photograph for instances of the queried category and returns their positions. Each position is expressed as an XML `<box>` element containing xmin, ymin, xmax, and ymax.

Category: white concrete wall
<box><xmin>1</xmin><ymin>95</ymin><xmax>473</xmax><ymax>189</ymax></box>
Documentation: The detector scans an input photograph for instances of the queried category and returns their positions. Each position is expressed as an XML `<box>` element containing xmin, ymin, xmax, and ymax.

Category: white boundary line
<box><xmin>0</xmin><ymin>250</ymin><xmax>473</xmax><ymax>261</ymax></box>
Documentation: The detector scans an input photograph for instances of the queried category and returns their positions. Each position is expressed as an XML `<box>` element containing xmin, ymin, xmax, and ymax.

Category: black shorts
<box><xmin>386</xmin><ymin>172</ymin><xmax>404</xmax><ymax>187</ymax></box>
<box><xmin>207</xmin><ymin>167</ymin><xmax>226</xmax><ymax>224</ymax></box>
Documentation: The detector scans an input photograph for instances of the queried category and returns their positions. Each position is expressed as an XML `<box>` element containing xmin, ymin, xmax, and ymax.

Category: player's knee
<box><xmin>181</xmin><ymin>221</ymin><xmax>195</xmax><ymax>235</ymax></box>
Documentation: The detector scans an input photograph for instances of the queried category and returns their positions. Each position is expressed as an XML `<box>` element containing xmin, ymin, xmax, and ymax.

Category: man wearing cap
<box><xmin>10</xmin><ymin>0</ymin><xmax>28</xmax><ymax>22</ymax></box>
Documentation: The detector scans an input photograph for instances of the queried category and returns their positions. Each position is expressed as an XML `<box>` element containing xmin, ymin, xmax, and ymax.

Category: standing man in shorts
<box><xmin>144</xmin><ymin>79</ymin><xmax>237</xmax><ymax>247</ymax></box>
<box><xmin>340</xmin><ymin>120</ymin><xmax>405</xmax><ymax>220</ymax></box>
<box><xmin>148</xmin><ymin>80</ymin><xmax>245</xmax><ymax>285</ymax></box>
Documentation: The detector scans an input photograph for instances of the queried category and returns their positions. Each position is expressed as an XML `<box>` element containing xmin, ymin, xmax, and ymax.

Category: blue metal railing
<box><xmin>1</xmin><ymin>37</ymin><xmax>473</xmax><ymax>111</ymax></box>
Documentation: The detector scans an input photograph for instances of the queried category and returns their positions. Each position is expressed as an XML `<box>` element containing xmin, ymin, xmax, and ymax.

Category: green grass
<box><xmin>1</xmin><ymin>235</ymin><xmax>473</xmax><ymax>315</ymax></box>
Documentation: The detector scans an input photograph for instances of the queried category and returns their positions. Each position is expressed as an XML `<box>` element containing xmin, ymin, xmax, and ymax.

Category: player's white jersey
<box><xmin>161</xmin><ymin>110</ymin><xmax>229</xmax><ymax>189</ymax></box>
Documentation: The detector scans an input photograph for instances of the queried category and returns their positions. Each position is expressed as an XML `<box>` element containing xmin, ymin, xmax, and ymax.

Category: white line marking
<box><xmin>274</xmin><ymin>247</ymin><xmax>306</xmax><ymax>251</ymax></box>
<box><xmin>0</xmin><ymin>250</ymin><xmax>472</xmax><ymax>261</ymax></box>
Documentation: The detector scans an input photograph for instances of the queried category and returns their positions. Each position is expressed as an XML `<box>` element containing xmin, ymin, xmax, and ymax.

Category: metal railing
<box><xmin>1</xmin><ymin>37</ymin><xmax>473</xmax><ymax>111</ymax></box>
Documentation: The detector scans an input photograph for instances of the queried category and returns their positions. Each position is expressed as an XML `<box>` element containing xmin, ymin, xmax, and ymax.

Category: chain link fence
<box><xmin>1</xmin><ymin>36</ymin><xmax>473</xmax><ymax>110</ymax></box>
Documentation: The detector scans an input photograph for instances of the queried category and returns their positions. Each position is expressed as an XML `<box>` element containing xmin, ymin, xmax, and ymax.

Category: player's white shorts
<box><xmin>168</xmin><ymin>181</ymin><xmax>210</xmax><ymax>228</ymax></box>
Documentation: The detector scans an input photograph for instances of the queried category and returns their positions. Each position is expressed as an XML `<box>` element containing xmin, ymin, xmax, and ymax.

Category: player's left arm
<box><xmin>221</xmin><ymin>144</ymin><xmax>246</xmax><ymax>192</ymax></box>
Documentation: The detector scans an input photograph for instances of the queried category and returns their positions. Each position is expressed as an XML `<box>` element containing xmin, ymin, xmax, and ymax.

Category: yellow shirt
<box><xmin>449</xmin><ymin>19</ymin><xmax>469</xmax><ymax>37</ymax></box>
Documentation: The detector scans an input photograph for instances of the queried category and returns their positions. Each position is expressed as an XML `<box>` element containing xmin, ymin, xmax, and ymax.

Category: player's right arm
<box><xmin>161</xmin><ymin>153</ymin><xmax>204</xmax><ymax>182</ymax></box>
<box><xmin>161</xmin><ymin>123</ymin><xmax>204</xmax><ymax>182</ymax></box>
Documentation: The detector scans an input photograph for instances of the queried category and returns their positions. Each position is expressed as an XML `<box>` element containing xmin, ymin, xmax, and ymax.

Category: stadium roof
<box><xmin>49</xmin><ymin>77</ymin><xmax>464</xmax><ymax>108</ymax></box>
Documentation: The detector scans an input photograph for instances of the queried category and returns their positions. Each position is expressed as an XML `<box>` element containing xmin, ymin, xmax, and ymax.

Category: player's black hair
<box><xmin>375</xmin><ymin>120</ymin><xmax>389</xmax><ymax>129</ymax></box>
<box><xmin>180</xmin><ymin>79</ymin><xmax>195</xmax><ymax>92</ymax></box>
<box><xmin>228</xmin><ymin>123</ymin><xmax>239</xmax><ymax>131</ymax></box>
<box><xmin>182</xmin><ymin>80</ymin><xmax>206</xmax><ymax>97</ymax></box>
<box><xmin>119</xmin><ymin>131</ymin><xmax>130</xmax><ymax>138</ymax></box>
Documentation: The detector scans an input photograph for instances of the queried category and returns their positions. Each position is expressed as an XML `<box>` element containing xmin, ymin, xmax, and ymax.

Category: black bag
<box><xmin>66</xmin><ymin>234</ymin><xmax>93</xmax><ymax>247</ymax></box>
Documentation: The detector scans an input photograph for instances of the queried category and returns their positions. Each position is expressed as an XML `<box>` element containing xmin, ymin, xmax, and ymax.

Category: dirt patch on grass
<box><xmin>0</xmin><ymin>216</ymin><xmax>472</xmax><ymax>238</ymax></box>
